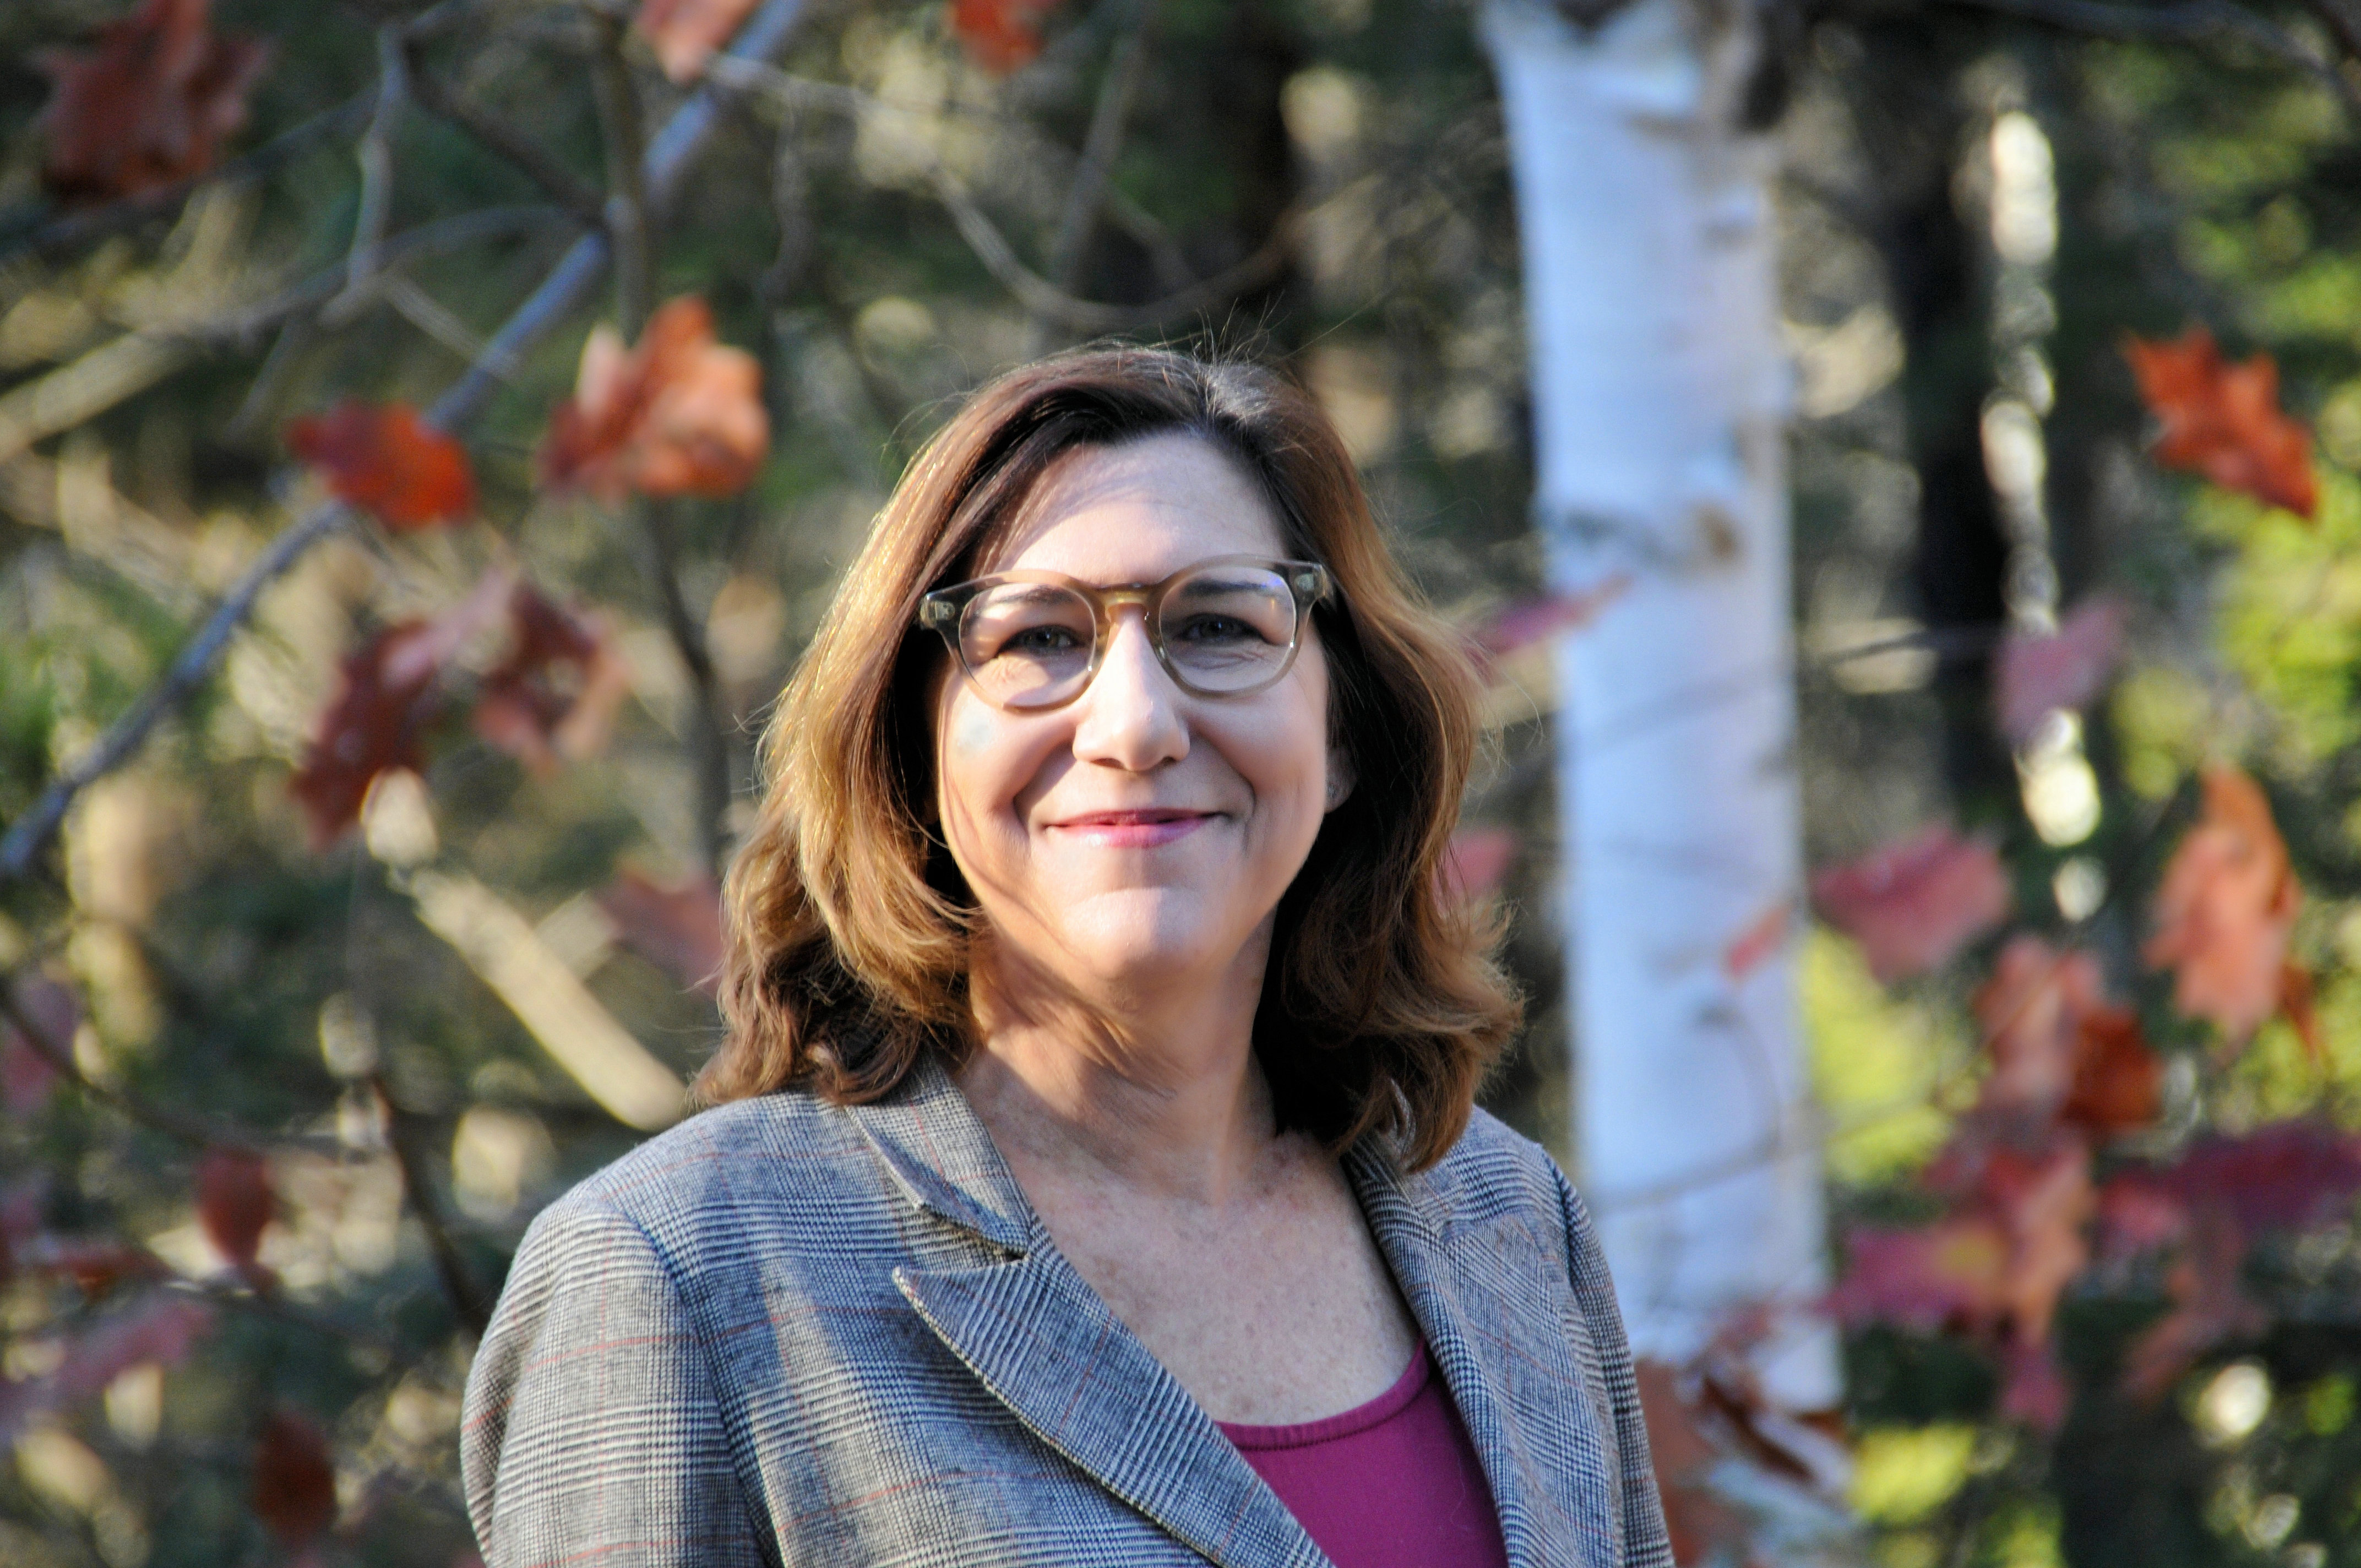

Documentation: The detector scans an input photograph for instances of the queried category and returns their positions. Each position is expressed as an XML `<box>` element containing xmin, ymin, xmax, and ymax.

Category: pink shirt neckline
<box><xmin>1216</xmin><ymin>1341</ymin><xmax>1433</xmax><ymax>1450</ymax></box>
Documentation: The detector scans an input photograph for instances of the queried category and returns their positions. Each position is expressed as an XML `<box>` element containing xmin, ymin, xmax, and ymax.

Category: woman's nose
<box><xmin>1070</xmin><ymin>611</ymin><xmax>1189</xmax><ymax>771</ymax></box>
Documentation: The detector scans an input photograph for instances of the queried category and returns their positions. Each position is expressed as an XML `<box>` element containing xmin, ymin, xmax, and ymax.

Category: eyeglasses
<box><xmin>916</xmin><ymin>554</ymin><xmax>1333</xmax><ymax>712</ymax></box>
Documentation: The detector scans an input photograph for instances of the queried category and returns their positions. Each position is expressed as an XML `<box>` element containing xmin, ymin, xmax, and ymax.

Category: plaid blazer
<box><xmin>460</xmin><ymin>1057</ymin><xmax>1673</xmax><ymax>1568</ymax></box>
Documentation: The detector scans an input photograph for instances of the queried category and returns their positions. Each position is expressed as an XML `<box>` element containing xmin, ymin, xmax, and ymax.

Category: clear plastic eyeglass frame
<box><xmin>916</xmin><ymin>554</ymin><xmax>1334</xmax><ymax>712</ymax></box>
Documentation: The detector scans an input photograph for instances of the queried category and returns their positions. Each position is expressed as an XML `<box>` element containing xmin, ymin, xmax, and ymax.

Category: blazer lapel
<box><xmin>1345</xmin><ymin>1141</ymin><xmax>1629</xmax><ymax>1568</ymax></box>
<box><xmin>851</xmin><ymin>1062</ymin><xmax>1329</xmax><ymax>1568</ymax></box>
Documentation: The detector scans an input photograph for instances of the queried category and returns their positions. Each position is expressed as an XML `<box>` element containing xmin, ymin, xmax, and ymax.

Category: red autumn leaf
<box><xmin>286</xmin><ymin>402</ymin><xmax>476</xmax><ymax>531</ymax></box>
<box><xmin>1997</xmin><ymin>1338</ymin><xmax>2070</xmax><ymax>1434</ymax></box>
<box><xmin>1994</xmin><ymin>596</ymin><xmax>2128</xmax><ymax>747</ymax></box>
<box><xmin>635</xmin><ymin>0</ymin><xmax>759</xmax><ymax>81</ymax></box>
<box><xmin>1633</xmin><ymin>1360</ymin><xmax>1747</xmax><ymax>1567</ymax></box>
<box><xmin>2120</xmin><ymin>1203</ymin><xmax>2266</xmax><ymax>1401</ymax></box>
<box><xmin>2158</xmin><ymin>1122</ymin><xmax>2361</xmax><ymax>1234</ymax></box>
<box><xmin>595</xmin><ymin>868</ymin><xmax>725</xmax><ymax>993</ymax></box>
<box><xmin>2</xmin><ymin>973</ymin><xmax>79</xmax><ymax>1117</ymax></box>
<box><xmin>289</xmin><ymin>572</ymin><xmax>515</xmax><ymax>847</ymax></box>
<box><xmin>541</xmin><ymin>296</ymin><xmax>769</xmax><ymax>502</ymax></box>
<box><xmin>2282</xmin><ymin>960</ymin><xmax>2325</xmax><ymax>1065</ymax></box>
<box><xmin>0</xmin><ymin>1295</ymin><xmax>213</xmax><ymax>1441</ymax></box>
<box><xmin>2145</xmin><ymin>765</ymin><xmax>2299</xmax><ymax>1041</ymax></box>
<box><xmin>1721</xmin><ymin>899</ymin><xmax>1793</xmax><ymax>981</ymax></box>
<box><xmin>1465</xmin><ymin>575</ymin><xmax>1633</xmax><ymax>680</ymax></box>
<box><xmin>36</xmin><ymin>0</ymin><xmax>270</xmax><ymax>204</ymax></box>
<box><xmin>194</xmin><ymin>1146</ymin><xmax>272</xmax><ymax>1272</ymax></box>
<box><xmin>1809</xmin><ymin>823</ymin><xmax>2011</xmax><ymax>983</ymax></box>
<box><xmin>1439</xmin><ymin>827</ymin><xmax>1519</xmax><ymax>906</ymax></box>
<box><xmin>252</xmin><ymin>1409</ymin><xmax>338</xmax><ymax>1547</ymax></box>
<box><xmin>471</xmin><ymin>584</ymin><xmax>633</xmax><ymax>774</ymax></box>
<box><xmin>948</xmin><ymin>0</ymin><xmax>1064</xmax><ymax>70</ymax></box>
<box><xmin>2059</xmin><ymin>1008</ymin><xmax>2163</xmax><ymax>1138</ymax></box>
<box><xmin>1825</xmin><ymin>1217</ymin><xmax>2011</xmax><ymax>1333</ymax></box>
<box><xmin>1972</xmin><ymin>937</ymin><xmax>2161</xmax><ymax>1137</ymax></box>
<box><xmin>2124</xmin><ymin>327</ymin><xmax>2318</xmax><ymax>519</ymax></box>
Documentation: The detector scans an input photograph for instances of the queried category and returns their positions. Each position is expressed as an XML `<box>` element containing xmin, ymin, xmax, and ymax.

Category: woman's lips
<box><xmin>1047</xmin><ymin>809</ymin><xmax>1217</xmax><ymax>848</ymax></box>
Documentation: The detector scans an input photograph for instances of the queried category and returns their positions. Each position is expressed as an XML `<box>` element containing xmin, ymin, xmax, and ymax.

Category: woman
<box><xmin>461</xmin><ymin>348</ymin><xmax>1670</xmax><ymax>1568</ymax></box>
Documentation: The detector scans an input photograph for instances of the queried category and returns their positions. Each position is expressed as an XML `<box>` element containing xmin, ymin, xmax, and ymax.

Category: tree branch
<box><xmin>708</xmin><ymin>59</ymin><xmax>1294</xmax><ymax>332</ymax></box>
<box><xmin>587</xmin><ymin>8</ymin><xmax>656</xmax><ymax>335</ymax></box>
<box><xmin>368</xmin><ymin>1076</ymin><xmax>492</xmax><ymax>1338</ymax></box>
<box><xmin>1936</xmin><ymin>0</ymin><xmax>2361</xmax><ymax>114</ymax></box>
<box><xmin>401</xmin><ymin>47</ymin><xmax>608</xmax><ymax>226</ymax></box>
<box><xmin>1025</xmin><ymin>0</ymin><xmax>1160</xmax><ymax>353</ymax></box>
<box><xmin>641</xmin><ymin>499</ymin><xmax>735</xmax><ymax>877</ymax></box>
<box><xmin>0</xmin><ymin>0</ymin><xmax>814</xmax><ymax>885</ymax></box>
<box><xmin>0</xmin><ymin>980</ymin><xmax>334</xmax><ymax>1155</ymax></box>
<box><xmin>0</xmin><ymin>97</ymin><xmax>374</xmax><ymax>268</ymax></box>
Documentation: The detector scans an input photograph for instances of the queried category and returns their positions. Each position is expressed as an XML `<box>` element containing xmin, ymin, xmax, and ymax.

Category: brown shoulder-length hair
<box><xmin>703</xmin><ymin>346</ymin><xmax>1519</xmax><ymax>1170</ymax></box>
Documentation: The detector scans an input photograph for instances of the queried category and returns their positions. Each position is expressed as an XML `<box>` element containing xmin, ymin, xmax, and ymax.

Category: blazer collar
<box><xmin>854</xmin><ymin>1058</ymin><xmax>1326</xmax><ymax>1567</ymax></box>
<box><xmin>852</xmin><ymin>1068</ymin><xmax>1620</xmax><ymax>1568</ymax></box>
<box><xmin>1347</xmin><ymin>1140</ymin><xmax>1628</xmax><ymax>1568</ymax></box>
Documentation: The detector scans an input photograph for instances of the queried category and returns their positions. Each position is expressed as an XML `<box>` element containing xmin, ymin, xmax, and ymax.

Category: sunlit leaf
<box><xmin>1994</xmin><ymin>596</ymin><xmax>2128</xmax><ymax>747</ymax></box>
<box><xmin>286</xmin><ymin>402</ymin><xmax>477</xmax><ymax>531</ymax></box>
<box><xmin>635</xmin><ymin>0</ymin><xmax>759</xmax><ymax>81</ymax></box>
<box><xmin>541</xmin><ymin>296</ymin><xmax>768</xmax><ymax>502</ymax></box>
<box><xmin>2145</xmin><ymin>765</ymin><xmax>2300</xmax><ymax>1041</ymax></box>
<box><xmin>1810</xmin><ymin>824</ymin><xmax>2011</xmax><ymax>983</ymax></box>
<box><xmin>595</xmin><ymin>868</ymin><xmax>723</xmax><ymax>993</ymax></box>
<box><xmin>2125</xmin><ymin>326</ymin><xmax>2318</xmax><ymax>519</ymax></box>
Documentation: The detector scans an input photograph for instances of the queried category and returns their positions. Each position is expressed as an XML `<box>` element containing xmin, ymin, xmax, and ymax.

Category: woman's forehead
<box><xmin>980</xmin><ymin>433</ymin><xmax>1287</xmax><ymax>581</ymax></box>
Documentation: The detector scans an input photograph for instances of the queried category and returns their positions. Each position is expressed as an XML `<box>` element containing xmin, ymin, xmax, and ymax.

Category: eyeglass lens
<box><xmin>956</xmin><ymin>564</ymin><xmax>1302</xmax><ymax>709</ymax></box>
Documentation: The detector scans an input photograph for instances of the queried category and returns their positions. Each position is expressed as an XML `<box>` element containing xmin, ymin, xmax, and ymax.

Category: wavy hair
<box><xmin>703</xmin><ymin>346</ymin><xmax>1519</xmax><ymax>1170</ymax></box>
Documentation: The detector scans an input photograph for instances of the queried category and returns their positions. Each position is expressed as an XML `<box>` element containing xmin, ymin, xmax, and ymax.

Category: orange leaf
<box><xmin>1464</xmin><ymin>575</ymin><xmax>1632</xmax><ymax>678</ymax></box>
<box><xmin>635</xmin><ymin>0</ymin><xmax>759</xmax><ymax>81</ymax></box>
<box><xmin>194</xmin><ymin>1147</ymin><xmax>271</xmax><ymax>1272</ymax></box>
<box><xmin>541</xmin><ymin>297</ymin><xmax>768</xmax><ymax>502</ymax></box>
<box><xmin>36</xmin><ymin>0</ymin><xmax>270</xmax><ymax>204</ymax></box>
<box><xmin>948</xmin><ymin>0</ymin><xmax>1064</xmax><ymax>70</ymax></box>
<box><xmin>252</xmin><ymin>1409</ymin><xmax>338</xmax><ymax>1547</ymax></box>
<box><xmin>1633</xmin><ymin>1362</ymin><xmax>1747</xmax><ymax>1568</ymax></box>
<box><xmin>596</xmin><ymin>869</ymin><xmax>725</xmax><ymax>993</ymax></box>
<box><xmin>470</xmin><ymin>585</ymin><xmax>632</xmax><ymax>774</ymax></box>
<box><xmin>2145</xmin><ymin>765</ymin><xmax>2299</xmax><ymax>1042</ymax></box>
<box><xmin>1809</xmin><ymin>823</ymin><xmax>2011</xmax><ymax>983</ymax></box>
<box><xmin>286</xmin><ymin>401</ymin><xmax>476</xmax><ymax>530</ymax></box>
<box><xmin>2124</xmin><ymin>327</ymin><xmax>2318</xmax><ymax>519</ymax></box>
<box><xmin>2060</xmin><ymin>1007</ymin><xmax>2163</xmax><ymax>1138</ymax></box>
<box><xmin>1721</xmin><ymin>897</ymin><xmax>1793</xmax><ymax>980</ymax></box>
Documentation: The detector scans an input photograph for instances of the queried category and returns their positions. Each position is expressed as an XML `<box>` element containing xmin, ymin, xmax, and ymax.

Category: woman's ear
<box><xmin>1324</xmin><ymin>745</ymin><xmax>1357</xmax><ymax>813</ymax></box>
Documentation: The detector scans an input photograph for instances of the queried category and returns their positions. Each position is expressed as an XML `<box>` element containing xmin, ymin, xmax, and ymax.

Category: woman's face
<box><xmin>932</xmin><ymin>432</ymin><xmax>1345</xmax><ymax>1004</ymax></box>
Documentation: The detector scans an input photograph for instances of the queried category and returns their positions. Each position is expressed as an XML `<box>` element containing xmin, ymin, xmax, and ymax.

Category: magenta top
<box><xmin>1216</xmin><ymin>1342</ymin><xmax>1509</xmax><ymax>1568</ymax></box>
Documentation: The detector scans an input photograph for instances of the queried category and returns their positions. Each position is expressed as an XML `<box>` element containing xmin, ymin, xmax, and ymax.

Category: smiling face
<box><xmin>932</xmin><ymin>432</ymin><xmax>1344</xmax><ymax>1009</ymax></box>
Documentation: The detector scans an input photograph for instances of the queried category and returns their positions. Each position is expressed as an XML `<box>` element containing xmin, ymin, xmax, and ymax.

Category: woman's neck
<box><xmin>956</xmin><ymin>943</ymin><xmax>1276</xmax><ymax>1208</ymax></box>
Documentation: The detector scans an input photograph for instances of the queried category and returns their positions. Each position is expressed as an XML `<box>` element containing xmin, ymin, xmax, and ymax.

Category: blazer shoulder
<box><xmin>1421</xmin><ymin>1106</ymin><xmax>1579</xmax><ymax>1234</ymax></box>
<box><xmin>551</xmin><ymin>1090</ymin><xmax>883</xmax><ymax>1257</ymax></box>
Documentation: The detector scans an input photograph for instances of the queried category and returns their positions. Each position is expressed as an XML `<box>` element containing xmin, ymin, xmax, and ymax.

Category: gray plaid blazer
<box><xmin>460</xmin><ymin>1057</ymin><xmax>1672</xmax><ymax>1568</ymax></box>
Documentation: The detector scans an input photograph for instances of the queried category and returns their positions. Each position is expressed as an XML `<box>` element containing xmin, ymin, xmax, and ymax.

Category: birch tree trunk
<box><xmin>1482</xmin><ymin>0</ymin><xmax>1838</xmax><ymax>1413</ymax></box>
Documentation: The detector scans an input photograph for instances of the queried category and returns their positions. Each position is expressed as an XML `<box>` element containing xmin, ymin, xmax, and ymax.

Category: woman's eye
<box><xmin>1173</xmin><ymin>614</ymin><xmax>1258</xmax><ymax>643</ymax></box>
<box><xmin>1005</xmin><ymin>625</ymin><xmax>1083</xmax><ymax>655</ymax></box>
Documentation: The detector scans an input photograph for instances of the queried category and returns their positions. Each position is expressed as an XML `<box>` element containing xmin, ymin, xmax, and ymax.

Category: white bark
<box><xmin>1482</xmin><ymin>0</ymin><xmax>1837</xmax><ymax>1409</ymax></box>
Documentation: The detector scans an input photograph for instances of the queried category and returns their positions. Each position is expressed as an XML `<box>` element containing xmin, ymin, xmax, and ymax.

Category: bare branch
<box><xmin>1026</xmin><ymin>0</ymin><xmax>1161</xmax><ymax>353</ymax></box>
<box><xmin>588</xmin><ymin>8</ymin><xmax>656</xmax><ymax>335</ymax></box>
<box><xmin>0</xmin><ymin>97</ymin><xmax>374</xmax><ymax>268</ymax></box>
<box><xmin>640</xmin><ymin>499</ymin><xmax>735</xmax><ymax>878</ymax></box>
<box><xmin>335</xmin><ymin>25</ymin><xmax>412</xmax><ymax>313</ymax></box>
<box><xmin>0</xmin><ymin>978</ymin><xmax>335</xmax><ymax>1155</ymax></box>
<box><xmin>0</xmin><ymin>499</ymin><xmax>357</xmax><ymax>880</ymax></box>
<box><xmin>1938</xmin><ymin>0</ymin><xmax>2361</xmax><ymax>113</ymax></box>
<box><xmin>369</xmin><ymin>1076</ymin><xmax>492</xmax><ymax>1338</ymax></box>
<box><xmin>0</xmin><ymin>0</ymin><xmax>814</xmax><ymax>886</ymax></box>
<box><xmin>402</xmin><ymin>48</ymin><xmax>608</xmax><ymax>226</ymax></box>
<box><xmin>708</xmin><ymin>59</ymin><xmax>1294</xmax><ymax>332</ymax></box>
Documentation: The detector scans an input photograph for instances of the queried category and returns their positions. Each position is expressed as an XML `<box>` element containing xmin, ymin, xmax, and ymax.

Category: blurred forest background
<box><xmin>7</xmin><ymin>0</ymin><xmax>2361</xmax><ymax>1561</ymax></box>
